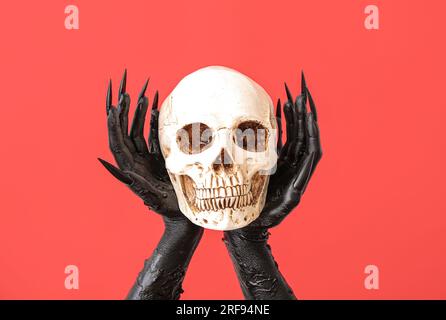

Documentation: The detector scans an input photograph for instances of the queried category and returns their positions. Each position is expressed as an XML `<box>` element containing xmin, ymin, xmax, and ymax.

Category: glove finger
<box><xmin>98</xmin><ymin>158</ymin><xmax>132</xmax><ymax>184</ymax></box>
<box><xmin>107</xmin><ymin>107</ymin><xmax>134</xmax><ymax>169</ymax></box>
<box><xmin>291</xmin><ymin>94</ymin><xmax>307</xmax><ymax>166</ymax></box>
<box><xmin>293</xmin><ymin>152</ymin><xmax>315</xmax><ymax>193</ymax></box>
<box><xmin>275</xmin><ymin>98</ymin><xmax>283</xmax><ymax>155</ymax></box>
<box><xmin>148</xmin><ymin>91</ymin><xmax>162</xmax><ymax>156</ymax></box>
<box><xmin>130</xmin><ymin>79</ymin><xmax>150</xmax><ymax>155</ymax></box>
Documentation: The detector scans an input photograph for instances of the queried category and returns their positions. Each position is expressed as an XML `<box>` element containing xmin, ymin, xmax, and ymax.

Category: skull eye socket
<box><xmin>176</xmin><ymin>123</ymin><xmax>214</xmax><ymax>154</ymax></box>
<box><xmin>234</xmin><ymin>121</ymin><xmax>268</xmax><ymax>152</ymax></box>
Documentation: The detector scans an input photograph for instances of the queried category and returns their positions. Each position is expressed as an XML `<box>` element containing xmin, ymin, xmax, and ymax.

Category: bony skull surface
<box><xmin>158</xmin><ymin>66</ymin><xmax>277</xmax><ymax>230</ymax></box>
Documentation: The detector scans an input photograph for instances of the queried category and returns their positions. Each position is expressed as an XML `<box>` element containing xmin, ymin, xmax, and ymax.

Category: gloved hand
<box><xmin>224</xmin><ymin>72</ymin><xmax>322</xmax><ymax>300</ymax></box>
<box><xmin>98</xmin><ymin>70</ymin><xmax>203</xmax><ymax>299</ymax></box>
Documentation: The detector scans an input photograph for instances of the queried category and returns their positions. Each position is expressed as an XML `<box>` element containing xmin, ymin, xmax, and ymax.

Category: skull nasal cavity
<box><xmin>213</xmin><ymin>149</ymin><xmax>234</xmax><ymax>173</ymax></box>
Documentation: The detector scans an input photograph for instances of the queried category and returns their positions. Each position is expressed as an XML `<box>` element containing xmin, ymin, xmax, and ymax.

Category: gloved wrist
<box><xmin>224</xmin><ymin>226</ymin><xmax>269</xmax><ymax>243</ymax></box>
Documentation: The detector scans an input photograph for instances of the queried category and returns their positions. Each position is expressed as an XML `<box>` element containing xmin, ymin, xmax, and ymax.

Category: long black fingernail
<box><xmin>284</xmin><ymin>82</ymin><xmax>293</xmax><ymax>103</ymax></box>
<box><xmin>106</xmin><ymin>79</ymin><xmax>112</xmax><ymax>114</ymax></box>
<box><xmin>301</xmin><ymin>71</ymin><xmax>307</xmax><ymax>91</ymax></box>
<box><xmin>119</xmin><ymin>69</ymin><xmax>127</xmax><ymax>97</ymax></box>
<box><xmin>138</xmin><ymin>78</ymin><xmax>150</xmax><ymax>101</ymax></box>
<box><xmin>276</xmin><ymin>98</ymin><xmax>282</xmax><ymax>118</ymax></box>
<box><xmin>152</xmin><ymin>90</ymin><xmax>159</xmax><ymax>110</ymax></box>
<box><xmin>301</xmin><ymin>71</ymin><xmax>307</xmax><ymax>102</ymax></box>
<box><xmin>98</xmin><ymin>158</ymin><xmax>133</xmax><ymax>185</ymax></box>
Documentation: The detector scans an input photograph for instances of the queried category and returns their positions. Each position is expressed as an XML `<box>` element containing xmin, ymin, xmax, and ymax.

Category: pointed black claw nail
<box><xmin>118</xmin><ymin>69</ymin><xmax>127</xmax><ymax>97</ymax></box>
<box><xmin>106</xmin><ymin>79</ymin><xmax>112</xmax><ymax>114</ymax></box>
<box><xmin>284</xmin><ymin>82</ymin><xmax>293</xmax><ymax>103</ymax></box>
<box><xmin>98</xmin><ymin>158</ymin><xmax>133</xmax><ymax>184</ymax></box>
<box><xmin>301</xmin><ymin>71</ymin><xmax>307</xmax><ymax>102</ymax></box>
<box><xmin>276</xmin><ymin>98</ymin><xmax>282</xmax><ymax>117</ymax></box>
<box><xmin>301</xmin><ymin>71</ymin><xmax>307</xmax><ymax>92</ymax></box>
<box><xmin>138</xmin><ymin>78</ymin><xmax>150</xmax><ymax>101</ymax></box>
<box><xmin>152</xmin><ymin>90</ymin><xmax>159</xmax><ymax>110</ymax></box>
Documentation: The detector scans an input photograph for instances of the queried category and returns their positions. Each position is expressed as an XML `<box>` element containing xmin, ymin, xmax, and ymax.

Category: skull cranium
<box><xmin>159</xmin><ymin>66</ymin><xmax>277</xmax><ymax>230</ymax></box>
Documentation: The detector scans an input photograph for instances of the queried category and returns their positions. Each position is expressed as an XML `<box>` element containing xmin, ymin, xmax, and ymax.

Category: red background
<box><xmin>1</xmin><ymin>0</ymin><xmax>445</xmax><ymax>299</ymax></box>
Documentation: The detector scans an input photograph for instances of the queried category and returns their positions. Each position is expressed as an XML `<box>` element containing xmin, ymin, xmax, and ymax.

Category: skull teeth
<box><xmin>192</xmin><ymin>174</ymin><xmax>256</xmax><ymax>212</ymax></box>
<box><xmin>195</xmin><ymin>184</ymin><xmax>250</xmax><ymax>199</ymax></box>
<box><xmin>194</xmin><ymin>191</ymin><xmax>253</xmax><ymax>211</ymax></box>
<box><xmin>207</xmin><ymin>173</ymin><xmax>242</xmax><ymax>188</ymax></box>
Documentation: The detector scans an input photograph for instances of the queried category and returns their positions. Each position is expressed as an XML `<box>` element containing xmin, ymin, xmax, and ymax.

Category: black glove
<box><xmin>224</xmin><ymin>72</ymin><xmax>322</xmax><ymax>300</ymax></box>
<box><xmin>98</xmin><ymin>70</ymin><xmax>203</xmax><ymax>299</ymax></box>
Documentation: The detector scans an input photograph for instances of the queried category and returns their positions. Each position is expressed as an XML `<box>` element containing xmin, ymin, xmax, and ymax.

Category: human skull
<box><xmin>159</xmin><ymin>66</ymin><xmax>277</xmax><ymax>230</ymax></box>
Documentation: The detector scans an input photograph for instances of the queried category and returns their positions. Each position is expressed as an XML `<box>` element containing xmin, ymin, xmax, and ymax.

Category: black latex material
<box><xmin>99</xmin><ymin>70</ymin><xmax>203</xmax><ymax>299</ymax></box>
<box><xmin>127</xmin><ymin>217</ymin><xmax>203</xmax><ymax>300</ymax></box>
<box><xmin>224</xmin><ymin>72</ymin><xmax>322</xmax><ymax>300</ymax></box>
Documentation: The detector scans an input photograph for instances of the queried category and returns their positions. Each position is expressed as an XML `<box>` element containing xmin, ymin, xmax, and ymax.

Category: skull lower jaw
<box><xmin>175</xmin><ymin>173</ymin><xmax>267</xmax><ymax>230</ymax></box>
